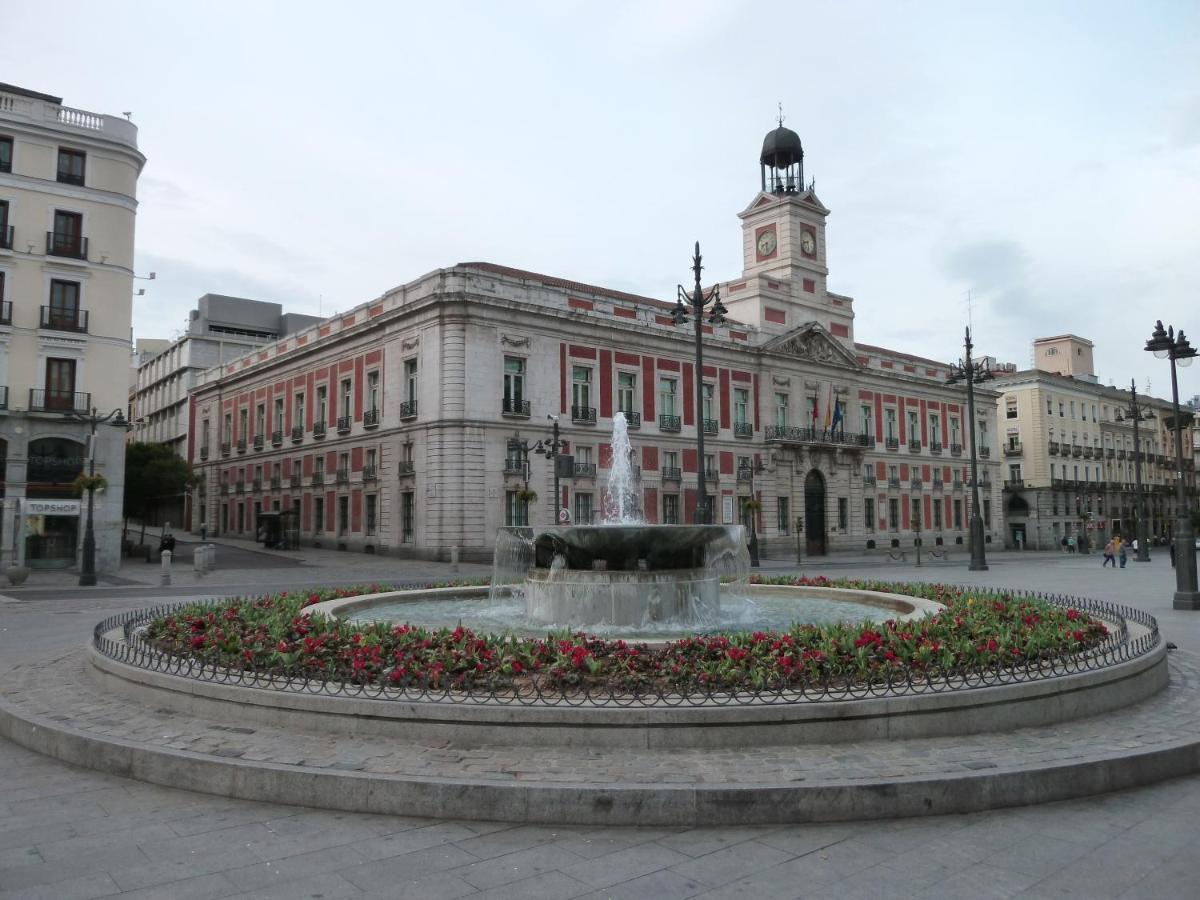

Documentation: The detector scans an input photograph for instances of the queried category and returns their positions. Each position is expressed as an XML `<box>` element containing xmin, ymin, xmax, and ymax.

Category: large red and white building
<box><xmin>188</xmin><ymin>127</ymin><xmax>1002</xmax><ymax>560</ymax></box>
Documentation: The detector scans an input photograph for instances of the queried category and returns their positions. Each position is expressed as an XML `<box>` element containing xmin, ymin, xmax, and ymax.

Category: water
<box><xmin>350</xmin><ymin>587</ymin><xmax>891</xmax><ymax>640</ymax></box>
<box><xmin>602</xmin><ymin>412</ymin><xmax>640</xmax><ymax>524</ymax></box>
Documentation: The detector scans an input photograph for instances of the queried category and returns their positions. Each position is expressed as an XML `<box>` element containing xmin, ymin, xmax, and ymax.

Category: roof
<box><xmin>1033</xmin><ymin>334</ymin><xmax>1094</xmax><ymax>346</ymax></box>
<box><xmin>0</xmin><ymin>83</ymin><xmax>63</xmax><ymax>104</ymax></box>
<box><xmin>854</xmin><ymin>343</ymin><xmax>952</xmax><ymax>369</ymax></box>
<box><xmin>457</xmin><ymin>262</ymin><xmax>678</xmax><ymax>311</ymax></box>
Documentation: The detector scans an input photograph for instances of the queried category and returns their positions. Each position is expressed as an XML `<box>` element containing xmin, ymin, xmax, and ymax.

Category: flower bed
<box><xmin>141</xmin><ymin>577</ymin><xmax>1111</xmax><ymax>694</ymax></box>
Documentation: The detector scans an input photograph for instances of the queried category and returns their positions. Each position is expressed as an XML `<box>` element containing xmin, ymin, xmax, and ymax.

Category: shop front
<box><xmin>24</xmin><ymin>437</ymin><xmax>85</xmax><ymax>569</ymax></box>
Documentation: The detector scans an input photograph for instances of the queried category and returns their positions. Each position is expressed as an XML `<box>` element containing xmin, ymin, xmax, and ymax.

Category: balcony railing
<box><xmin>220</xmin><ymin>441</ymin><xmax>231</xmax><ymax>457</ymax></box>
<box><xmin>908</xmin><ymin>440</ymin><xmax>922</xmax><ymax>452</ymax></box>
<box><xmin>0</xmin><ymin>225</ymin><xmax>12</xmax><ymax>251</ymax></box>
<box><xmin>270</xmin><ymin>476</ymin><xmax>281</xmax><ymax>490</ymax></box>
<box><xmin>930</xmin><ymin>441</ymin><xmax>942</xmax><ymax>454</ymax></box>
<box><xmin>1048</xmin><ymin>441</ymin><xmax>1060</xmax><ymax>455</ymax></box>
<box><xmin>311</xmin><ymin>472</ymin><xmax>324</xmax><ymax>487</ymax></box>
<box><xmin>398</xmin><ymin>460</ymin><xmax>415</xmax><ymax>476</ymax></box>
<box><xmin>618</xmin><ymin>410</ymin><xmax>641</xmax><ymax>428</ymax></box>
<box><xmin>271</xmin><ymin>430</ymin><xmax>283</xmax><ymax>447</ymax></box>
<box><xmin>979</xmin><ymin>447</ymin><xmax>991</xmax><ymax>458</ymax></box>
<box><xmin>313</xmin><ymin>421</ymin><xmax>327</xmax><ymax>439</ymax></box>
<box><xmin>503</xmin><ymin>460</ymin><xmax>525</xmax><ymax>476</ymax></box>
<box><xmin>400</xmin><ymin>400</ymin><xmax>418</xmax><ymax>420</ymax></box>
<box><xmin>291</xmin><ymin>425</ymin><xmax>304</xmax><ymax>443</ymax></box>
<box><xmin>253</xmin><ymin>434</ymin><xmax>264</xmax><ymax>450</ymax></box>
<box><xmin>290</xmin><ymin>472</ymin><xmax>302</xmax><ymax>488</ymax></box>
<box><xmin>39</xmin><ymin>306</ymin><xmax>88</xmax><ymax>333</ymax></box>
<box><xmin>863</xmin><ymin>474</ymin><xmax>877</xmax><ymax>486</ymax></box>
<box><xmin>734</xmin><ymin>422</ymin><xmax>753</xmax><ymax>438</ymax></box>
<box><xmin>1105</xmin><ymin>448</ymin><xmax>1115</xmax><ymax>459</ymax></box>
<box><xmin>502</xmin><ymin>398</ymin><xmax>531</xmax><ymax>418</ymax></box>
<box><xmin>1082</xmin><ymin>447</ymin><xmax>1094</xmax><ymax>459</ymax></box>
<box><xmin>658</xmin><ymin>414</ymin><xmax>681</xmax><ymax>432</ymax></box>
<box><xmin>336</xmin><ymin>468</ymin><xmax>349</xmax><ymax>484</ymax></box>
<box><xmin>885</xmin><ymin>437</ymin><xmax>900</xmax><ymax>450</ymax></box>
<box><xmin>1116</xmin><ymin>449</ymin><xmax>1126</xmax><ymax>459</ymax></box>
<box><xmin>910</xmin><ymin>478</ymin><xmax>923</xmax><ymax>490</ymax></box>
<box><xmin>950</xmin><ymin>443</ymin><xmax>963</xmax><ymax>456</ymax></box>
<box><xmin>1004</xmin><ymin>479</ymin><xmax>1025</xmax><ymax>491</ymax></box>
<box><xmin>764</xmin><ymin>426</ymin><xmax>873</xmax><ymax>449</ymax></box>
<box><xmin>1071</xmin><ymin>446</ymin><xmax>1083</xmax><ymax>457</ymax></box>
<box><xmin>0</xmin><ymin>300</ymin><xmax>10</xmax><ymax>325</ymax></box>
<box><xmin>573</xmin><ymin>462</ymin><xmax>597</xmax><ymax>478</ymax></box>
<box><xmin>337</xmin><ymin>415</ymin><xmax>351</xmax><ymax>434</ymax></box>
<box><xmin>27</xmin><ymin>388</ymin><xmax>91</xmax><ymax>415</ymax></box>
<box><xmin>887</xmin><ymin>477</ymin><xmax>901</xmax><ymax>488</ymax></box>
<box><xmin>737</xmin><ymin>466</ymin><xmax>753</xmax><ymax>482</ymax></box>
<box><xmin>704</xmin><ymin>468</ymin><xmax>720</xmax><ymax>482</ymax></box>
<box><xmin>932</xmin><ymin>478</ymin><xmax>944</xmax><ymax>490</ymax></box>
<box><xmin>363</xmin><ymin>465</ymin><xmax>378</xmax><ymax>482</ymax></box>
<box><xmin>661</xmin><ymin>466</ymin><xmax>682</xmax><ymax>480</ymax></box>
<box><xmin>45</xmin><ymin>231</ymin><xmax>88</xmax><ymax>260</ymax></box>
<box><xmin>572</xmin><ymin>405</ymin><xmax>596</xmax><ymax>424</ymax></box>
<box><xmin>236</xmin><ymin>438</ymin><xmax>247</xmax><ymax>454</ymax></box>
<box><xmin>702</xmin><ymin>418</ymin><xmax>719</xmax><ymax>435</ymax></box>
<box><xmin>1004</xmin><ymin>443</ymin><xmax>1023</xmax><ymax>456</ymax></box>
<box><xmin>199</xmin><ymin>444</ymin><xmax>210</xmax><ymax>461</ymax></box>
<box><xmin>363</xmin><ymin>408</ymin><xmax>380</xmax><ymax>428</ymax></box>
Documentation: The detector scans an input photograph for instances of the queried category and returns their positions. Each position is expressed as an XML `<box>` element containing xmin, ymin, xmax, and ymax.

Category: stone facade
<box><xmin>187</xmin><ymin>136</ymin><xmax>1002</xmax><ymax>559</ymax></box>
<box><xmin>0</xmin><ymin>84</ymin><xmax>145</xmax><ymax>572</ymax></box>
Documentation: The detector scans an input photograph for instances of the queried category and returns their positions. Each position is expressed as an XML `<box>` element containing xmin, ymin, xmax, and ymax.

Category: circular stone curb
<box><xmin>0</xmin><ymin>647</ymin><xmax>1198</xmax><ymax>825</ymax></box>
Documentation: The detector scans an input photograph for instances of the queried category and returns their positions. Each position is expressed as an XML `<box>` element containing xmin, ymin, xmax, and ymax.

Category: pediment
<box><xmin>762</xmin><ymin>322</ymin><xmax>861</xmax><ymax>369</ymax></box>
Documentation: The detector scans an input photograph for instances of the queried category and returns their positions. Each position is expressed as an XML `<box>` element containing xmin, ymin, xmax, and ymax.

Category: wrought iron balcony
<box><xmin>311</xmin><ymin>472</ymin><xmax>324</xmax><ymax>487</ymax></box>
<box><xmin>39</xmin><ymin>306</ymin><xmax>88</xmax><ymax>333</ymax></box>
<box><xmin>910</xmin><ymin>478</ymin><xmax>923</xmax><ymax>490</ymax></box>
<box><xmin>0</xmin><ymin>225</ymin><xmax>12</xmax><ymax>251</ymax></box>
<box><xmin>220</xmin><ymin>441</ymin><xmax>231</xmax><ymax>457</ymax></box>
<box><xmin>703</xmin><ymin>418</ymin><xmax>719</xmax><ymax>435</ymax></box>
<box><xmin>363</xmin><ymin>465</ymin><xmax>378</xmax><ymax>482</ymax></box>
<box><xmin>270</xmin><ymin>475</ymin><xmax>281</xmax><ymax>490</ymax></box>
<box><xmin>313</xmin><ymin>421</ymin><xmax>327</xmax><ymax>439</ymax></box>
<box><xmin>885</xmin><ymin>437</ymin><xmax>900</xmax><ymax>450</ymax></box>
<box><xmin>1004</xmin><ymin>442</ymin><xmax>1023</xmax><ymax>456</ymax></box>
<box><xmin>908</xmin><ymin>439</ymin><xmax>922</xmax><ymax>452</ymax></box>
<box><xmin>253</xmin><ymin>434</ymin><xmax>264</xmax><ymax>450</ymax></box>
<box><xmin>737</xmin><ymin>466</ymin><xmax>753</xmax><ymax>482</ymax></box>
<box><xmin>930</xmin><ymin>441</ymin><xmax>942</xmax><ymax>454</ymax></box>
<box><xmin>978</xmin><ymin>447</ymin><xmax>991</xmax><ymax>458</ymax></box>
<box><xmin>271</xmin><ymin>430</ymin><xmax>283</xmax><ymax>447</ymax></box>
<box><xmin>45</xmin><ymin>231</ymin><xmax>87</xmax><ymax>260</ymax></box>
<box><xmin>887</xmin><ymin>477</ymin><xmax>901</xmax><ymax>488</ymax></box>
<box><xmin>1071</xmin><ymin>445</ymin><xmax>1083</xmax><ymax>457</ymax></box>
<box><xmin>619</xmin><ymin>410</ymin><xmax>641</xmax><ymax>428</ymax></box>
<box><xmin>1004</xmin><ymin>479</ymin><xmax>1025</xmax><ymax>491</ymax></box>
<box><xmin>950</xmin><ymin>443</ymin><xmax>963</xmax><ymax>456</ymax></box>
<box><xmin>400</xmin><ymin>400</ymin><xmax>418</xmax><ymax>420</ymax></box>
<box><xmin>932</xmin><ymin>478</ymin><xmax>944</xmax><ymax>490</ymax></box>
<box><xmin>658</xmin><ymin>414</ymin><xmax>681</xmax><ymax>432</ymax></box>
<box><xmin>661</xmin><ymin>466</ymin><xmax>682</xmax><ymax>480</ymax></box>
<box><xmin>291</xmin><ymin>425</ymin><xmax>304</xmax><ymax>442</ymax></box>
<box><xmin>1048</xmin><ymin>441</ymin><xmax>1060</xmax><ymax>455</ymax></box>
<box><xmin>734</xmin><ymin>422</ymin><xmax>753</xmax><ymax>438</ymax></box>
<box><xmin>337</xmin><ymin>415</ymin><xmax>351</xmax><ymax>434</ymax></box>
<box><xmin>1116</xmin><ymin>448</ymin><xmax>1126</xmax><ymax>459</ymax></box>
<box><xmin>569</xmin><ymin>405</ymin><xmax>595</xmax><ymax>424</ymax></box>
<box><xmin>1082</xmin><ymin>447</ymin><xmax>1094</xmax><ymax>459</ymax></box>
<box><xmin>363</xmin><ymin>408</ymin><xmax>380</xmax><ymax>428</ymax></box>
<box><xmin>863</xmin><ymin>474</ymin><xmax>876</xmax><ymax>486</ymax></box>
<box><xmin>704</xmin><ymin>468</ymin><xmax>721</xmax><ymax>482</ymax></box>
<box><xmin>290</xmin><ymin>472</ymin><xmax>302</xmax><ymax>488</ymax></box>
<box><xmin>1105</xmin><ymin>447</ymin><xmax>1115</xmax><ymax>459</ymax></box>
<box><xmin>336</xmin><ymin>468</ymin><xmax>349</xmax><ymax>484</ymax></box>
<box><xmin>573</xmin><ymin>462</ymin><xmax>597</xmax><ymax>477</ymax></box>
<box><xmin>952</xmin><ymin>479</ymin><xmax>963</xmax><ymax>491</ymax></box>
<box><xmin>398</xmin><ymin>460</ymin><xmax>415</xmax><ymax>476</ymax></box>
<box><xmin>502</xmin><ymin>398</ymin><xmax>531</xmax><ymax>418</ymax></box>
<box><xmin>764</xmin><ymin>425</ymin><xmax>873</xmax><ymax>449</ymax></box>
<box><xmin>236</xmin><ymin>438</ymin><xmax>247</xmax><ymax>453</ymax></box>
<box><xmin>0</xmin><ymin>300</ymin><xmax>10</xmax><ymax>325</ymax></box>
<box><xmin>503</xmin><ymin>460</ymin><xmax>525</xmax><ymax>476</ymax></box>
<box><xmin>199</xmin><ymin>444</ymin><xmax>209</xmax><ymax>461</ymax></box>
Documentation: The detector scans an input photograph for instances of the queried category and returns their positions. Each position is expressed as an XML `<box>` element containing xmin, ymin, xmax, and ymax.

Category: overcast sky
<box><xmin>5</xmin><ymin>1</ymin><xmax>1199</xmax><ymax>401</ymax></box>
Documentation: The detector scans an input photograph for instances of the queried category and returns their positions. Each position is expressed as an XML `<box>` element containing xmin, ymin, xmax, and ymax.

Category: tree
<box><xmin>123</xmin><ymin>443</ymin><xmax>192</xmax><ymax>543</ymax></box>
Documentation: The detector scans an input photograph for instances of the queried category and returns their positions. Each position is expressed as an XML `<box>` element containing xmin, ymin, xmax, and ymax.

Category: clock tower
<box><xmin>720</xmin><ymin>124</ymin><xmax>855</xmax><ymax>345</ymax></box>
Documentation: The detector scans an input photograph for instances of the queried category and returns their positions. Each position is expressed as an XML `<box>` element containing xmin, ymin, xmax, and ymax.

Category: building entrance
<box><xmin>804</xmin><ymin>469</ymin><xmax>826</xmax><ymax>556</ymax></box>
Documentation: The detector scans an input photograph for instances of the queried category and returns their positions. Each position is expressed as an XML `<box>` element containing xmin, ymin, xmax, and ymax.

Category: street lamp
<box><xmin>738</xmin><ymin>458</ymin><xmax>766</xmax><ymax>566</ymax></box>
<box><xmin>532</xmin><ymin>415</ymin><xmax>567</xmax><ymax>525</ymax></box>
<box><xmin>1145</xmin><ymin>320</ymin><xmax>1199</xmax><ymax>609</ymax></box>
<box><xmin>1118</xmin><ymin>380</ymin><xmax>1155</xmax><ymax>562</ymax></box>
<box><xmin>62</xmin><ymin>406</ymin><xmax>127</xmax><ymax>586</ymax></box>
<box><xmin>671</xmin><ymin>242</ymin><xmax>727</xmax><ymax>525</ymax></box>
<box><xmin>946</xmin><ymin>325</ymin><xmax>993</xmax><ymax>571</ymax></box>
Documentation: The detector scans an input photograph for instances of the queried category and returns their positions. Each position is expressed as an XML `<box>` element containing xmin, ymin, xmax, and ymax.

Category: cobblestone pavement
<box><xmin>2</xmin><ymin>551</ymin><xmax>1200</xmax><ymax>897</ymax></box>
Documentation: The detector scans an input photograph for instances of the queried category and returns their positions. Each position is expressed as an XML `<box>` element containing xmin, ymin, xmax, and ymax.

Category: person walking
<box><xmin>1117</xmin><ymin>536</ymin><xmax>1128</xmax><ymax>568</ymax></box>
<box><xmin>1061</xmin><ymin>535</ymin><xmax>1068</xmax><ymax>553</ymax></box>
<box><xmin>1068</xmin><ymin>535</ymin><xmax>1076</xmax><ymax>554</ymax></box>
<box><xmin>1102</xmin><ymin>538</ymin><xmax>1116</xmax><ymax>567</ymax></box>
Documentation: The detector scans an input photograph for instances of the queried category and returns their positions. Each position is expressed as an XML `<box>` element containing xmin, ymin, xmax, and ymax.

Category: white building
<box><xmin>0</xmin><ymin>84</ymin><xmax>145</xmax><ymax>572</ymax></box>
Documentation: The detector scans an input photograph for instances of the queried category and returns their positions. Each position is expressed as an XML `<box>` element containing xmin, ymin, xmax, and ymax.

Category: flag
<box><xmin>831</xmin><ymin>398</ymin><xmax>843</xmax><ymax>431</ymax></box>
<box><xmin>823</xmin><ymin>383</ymin><xmax>834</xmax><ymax>430</ymax></box>
<box><xmin>810</xmin><ymin>394</ymin><xmax>819</xmax><ymax>424</ymax></box>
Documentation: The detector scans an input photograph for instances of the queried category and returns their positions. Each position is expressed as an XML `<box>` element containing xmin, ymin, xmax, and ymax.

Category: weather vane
<box><xmin>777</xmin><ymin>102</ymin><xmax>785</xmax><ymax>127</ymax></box>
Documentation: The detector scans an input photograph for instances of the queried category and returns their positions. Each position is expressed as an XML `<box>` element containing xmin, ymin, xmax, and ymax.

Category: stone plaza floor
<box><xmin>1</xmin><ymin>544</ymin><xmax>1198</xmax><ymax>898</ymax></box>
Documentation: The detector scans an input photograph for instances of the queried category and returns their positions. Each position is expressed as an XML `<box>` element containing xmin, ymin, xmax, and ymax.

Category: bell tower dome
<box><xmin>759</xmin><ymin>124</ymin><xmax>804</xmax><ymax>194</ymax></box>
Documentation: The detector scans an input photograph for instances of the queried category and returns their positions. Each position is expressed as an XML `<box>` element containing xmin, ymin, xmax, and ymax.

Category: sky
<box><xmin>4</xmin><ymin>0</ymin><xmax>1200</xmax><ymax>402</ymax></box>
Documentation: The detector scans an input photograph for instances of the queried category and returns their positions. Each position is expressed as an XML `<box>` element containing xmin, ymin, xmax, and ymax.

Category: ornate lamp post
<box><xmin>1145</xmin><ymin>320</ymin><xmax>1199</xmax><ymax>609</ymax></box>
<box><xmin>1118</xmin><ymin>379</ymin><xmax>1155</xmax><ymax>562</ymax></box>
<box><xmin>946</xmin><ymin>326</ymin><xmax>993</xmax><ymax>571</ymax></box>
<box><xmin>62</xmin><ymin>406</ymin><xmax>127</xmax><ymax>586</ymax></box>
<box><xmin>671</xmin><ymin>242</ymin><xmax>727</xmax><ymax>524</ymax></box>
<box><xmin>532</xmin><ymin>415</ymin><xmax>567</xmax><ymax>525</ymax></box>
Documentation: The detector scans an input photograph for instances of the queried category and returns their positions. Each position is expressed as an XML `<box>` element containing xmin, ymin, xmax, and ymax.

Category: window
<box><xmin>775</xmin><ymin>393</ymin><xmax>788</xmax><ymax>428</ymax></box>
<box><xmin>505</xmin><ymin>491</ymin><xmax>528</xmax><ymax>527</ymax></box>
<box><xmin>294</xmin><ymin>393</ymin><xmax>305</xmax><ymax>427</ymax></box>
<box><xmin>907</xmin><ymin>410</ymin><xmax>919</xmax><ymax>439</ymax></box>
<box><xmin>929</xmin><ymin>414</ymin><xmax>940</xmax><ymax>443</ymax></box>
<box><xmin>702</xmin><ymin>383</ymin><xmax>715</xmax><ymax>421</ymax></box>
<box><xmin>575</xmin><ymin>492</ymin><xmax>593</xmax><ymax>525</ymax></box>
<box><xmin>885</xmin><ymin>408</ymin><xmax>897</xmax><ymax>439</ymax></box>
<box><xmin>704</xmin><ymin>453</ymin><xmax>716</xmax><ymax>476</ymax></box>
<box><xmin>954</xmin><ymin>499</ymin><xmax>963</xmax><ymax>529</ymax></box>
<box><xmin>777</xmin><ymin>497</ymin><xmax>789</xmax><ymax>533</ymax></box>
<box><xmin>837</xmin><ymin>498</ymin><xmax>848</xmax><ymax>531</ymax></box>
<box><xmin>950</xmin><ymin>418</ymin><xmax>960</xmax><ymax>444</ymax></box>
<box><xmin>663</xmin><ymin>450</ymin><xmax>678</xmax><ymax>472</ymax></box>
<box><xmin>338</xmin><ymin>496</ymin><xmax>349</xmax><ymax>535</ymax></box>
<box><xmin>977</xmin><ymin>420</ymin><xmax>989</xmax><ymax>451</ymax></box>
<box><xmin>933</xmin><ymin>499</ymin><xmax>943</xmax><ymax>529</ymax></box>
<box><xmin>0</xmin><ymin>136</ymin><xmax>11</xmax><ymax>173</ymax></box>
<box><xmin>503</xmin><ymin>357</ymin><xmax>525</xmax><ymax>405</ymax></box>
<box><xmin>255</xmin><ymin>404</ymin><xmax>265</xmax><ymax>436</ymax></box>
<box><xmin>860</xmin><ymin>403</ymin><xmax>872</xmax><ymax>437</ymax></box>
<box><xmin>983</xmin><ymin>498</ymin><xmax>992</xmax><ymax>527</ymax></box>
<box><xmin>223</xmin><ymin>413</ymin><xmax>232</xmax><ymax>443</ymax></box>
<box><xmin>365</xmin><ymin>494</ymin><xmax>377</xmax><ymax>536</ymax></box>
<box><xmin>1059</xmin><ymin>402</ymin><xmax>1065</xmax><ymax>417</ymax></box>
<box><xmin>1047</xmin><ymin>397</ymin><xmax>1053</xmax><ymax>415</ymax></box>
<box><xmin>201</xmin><ymin>419</ymin><xmax>210</xmax><ymax>449</ymax></box>
<box><xmin>659</xmin><ymin>377</ymin><xmax>677</xmax><ymax>415</ymax></box>
<box><xmin>618</xmin><ymin>371</ymin><xmax>636</xmax><ymax>414</ymax></box>
<box><xmin>45</xmin><ymin>357</ymin><xmax>76</xmax><ymax>409</ymax></box>
<box><xmin>51</xmin><ymin>210</ymin><xmax>83</xmax><ymax>256</ymax></box>
<box><xmin>404</xmin><ymin>358</ymin><xmax>418</xmax><ymax>403</ymax></box>
<box><xmin>340</xmin><ymin>379</ymin><xmax>352</xmax><ymax>418</ymax></box>
<box><xmin>0</xmin><ymin>200</ymin><xmax>9</xmax><ymax>246</ymax></box>
<box><xmin>366</xmin><ymin>447</ymin><xmax>377</xmax><ymax>473</ymax></box>
<box><xmin>56</xmin><ymin>148</ymin><xmax>85</xmax><ymax>185</ymax></box>
<box><xmin>273</xmin><ymin>398</ymin><xmax>283</xmax><ymax>432</ymax></box>
<box><xmin>888</xmin><ymin>498</ymin><xmax>900</xmax><ymax>531</ymax></box>
<box><xmin>316</xmin><ymin>386</ymin><xmax>327</xmax><ymax>422</ymax></box>
<box><xmin>911</xmin><ymin>498</ymin><xmax>921</xmax><ymax>530</ymax></box>
<box><xmin>806</xmin><ymin>395</ymin><xmax>818</xmax><ymax>424</ymax></box>
<box><xmin>572</xmin><ymin>366</ymin><xmax>592</xmax><ymax>409</ymax></box>
<box><xmin>401</xmin><ymin>492</ymin><xmax>414</xmax><ymax>541</ymax></box>
<box><xmin>313</xmin><ymin>496</ymin><xmax>325</xmax><ymax>534</ymax></box>
<box><xmin>577</xmin><ymin>445</ymin><xmax>593</xmax><ymax>466</ymax></box>
<box><xmin>663</xmin><ymin>494</ymin><xmax>680</xmax><ymax>525</ymax></box>
<box><xmin>733</xmin><ymin>388</ymin><xmax>749</xmax><ymax>425</ymax></box>
<box><xmin>367</xmin><ymin>370</ymin><xmax>380</xmax><ymax>413</ymax></box>
<box><xmin>1009</xmin><ymin>464</ymin><xmax>1022</xmax><ymax>480</ymax></box>
<box><xmin>1006</xmin><ymin>403</ymin><xmax>1017</xmax><ymax>419</ymax></box>
<box><xmin>48</xmin><ymin>279</ymin><xmax>80</xmax><ymax>329</ymax></box>
<box><xmin>1070</xmin><ymin>401</ymin><xmax>1076</xmax><ymax>419</ymax></box>
<box><xmin>864</xmin><ymin>498</ymin><xmax>875</xmax><ymax>531</ymax></box>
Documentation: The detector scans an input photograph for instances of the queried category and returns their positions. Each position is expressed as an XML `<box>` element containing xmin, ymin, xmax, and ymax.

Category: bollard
<box><xmin>450</xmin><ymin>545</ymin><xmax>460</xmax><ymax>574</ymax></box>
<box><xmin>193</xmin><ymin>545</ymin><xmax>207</xmax><ymax>578</ymax></box>
<box><xmin>160</xmin><ymin>549</ymin><xmax>172</xmax><ymax>586</ymax></box>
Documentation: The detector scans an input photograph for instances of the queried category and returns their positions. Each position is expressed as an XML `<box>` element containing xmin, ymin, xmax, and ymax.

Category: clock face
<box><xmin>756</xmin><ymin>228</ymin><xmax>777</xmax><ymax>258</ymax></box>
<box><xmin>801</xmin><ymin>230</ymin><xmax>816</xmax><ymax>255</ymax></box>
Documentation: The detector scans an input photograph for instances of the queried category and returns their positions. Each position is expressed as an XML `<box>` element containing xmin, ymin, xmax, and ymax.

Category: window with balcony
<box><xmin>860</xmin><ymin>403</ymin><xmax>872</xmax><ymax>438</ymax></box>
<box><xmin>56</xmin><ymin>148</ymin><xmax>85</xmax><ymax>186</ymax></box>
<box><xmin>702</xmin><ymin>383</ymin><xmax>715</xmax><ymax>423</ymax></box>
<box><xmin>662</xmin><ymin>493</ymin><xmax>679</xmax><ymax>525</ymax></box>
<box><xmin>502</xmin><ymin>356</ymin><xmax>527</xmax><ymax>415</ymax></box>
<box><xmin>293</xmin><ymin>393</ymin><xmax>305</xmax><ymax>438</ymax></box>
<box><xmin>907</xmin><ymin>410</ymin><xmax>919</xmax><ymax>440</ymax></box>
<box><xmin>41</xmin><ymin>357</ymin><xmax>77</xmax><ymax>411</ymax></box>
<box><xmin>885</xmin><ymin>408</ymin><xmax>897</xmax><ymax>440</ymax></box>
<box><xmin>403</xmin><ymin>358</ymin><xmax>418</xmax><ymax>417</ymax></box>
<box><xmin>365</xmin><ymin>370</ymin><xmax>380</xmax><ymax>424</ymax></box>
<box><xmin>572</xmin><ymin>366</ymin><xmax>593</xmax><ymax>421</ymax></box>
<box><xmin>46</xmin><ymin>279</ymin><xmax>83</xmax><ymax>331</ymax></box>
<box><xmin>0</xmin><ymin>199</ymin><xmax>11</xmax><ymax>251</ymax></box>
<box><xmin>0</xmin><ymin>136</ymin><xmax>11</xmax><ymax>173</ymax></box>
<box><xmin>49</xmin><ymin>210</ymin><xmax>85</xmax><ymax>259</ymax></box>
<box><xmin>616</xmin><ymin>371</ymin><xmax>638</xmax><ymax>425</ymax></box>
<box><xmin>338</xmin><ymin>378</ymin><xmax>352</xmax><ymax>432</ymax></box>
<box><xmin>775</xmin><ymin>392</ymin><xmax>788</xmax><ymax>428</ymax></box>
<box><xmin>255</xmin><ymin>404</ymin><xmax>265</xmax><ymax>439</ymax></box>
<box><xmin>315</xmin><ymin>386</ymin><xmax>327</xmax><ymax>432</ymax></box>
<box><xmin>733</xmin><ymin>387</ymin><xmax>749</xmax><ymax>436</ymax></box>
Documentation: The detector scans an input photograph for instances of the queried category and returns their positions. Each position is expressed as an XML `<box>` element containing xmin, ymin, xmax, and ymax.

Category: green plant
<box><xmin>72</xmin><ymin>473</ymin><xmax>107</xmax><ymax>495</ymax></box>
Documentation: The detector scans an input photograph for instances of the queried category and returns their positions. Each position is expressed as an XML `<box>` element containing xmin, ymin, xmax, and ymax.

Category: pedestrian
<box><xmin>1060</xmin><ymin>535</ymin><xmax>1068</xmax><ymax>553</ymax></box>
<box><xmin>1102</xmin><ymin>538</ymin><xmax>1116</xmax><ymax>567</ymax></box>
<box><xmin>200</xmin><ymin>523</ymin><xmax>208</xmax><ymax>542</ymax></box>
<box><xmin>1067</xmin><ymin>535</ymin><xmax>1076</xmax><ymax>554</ymax></box>
<box><xmin>1170</xmin><ymin>541</ymin><xmax>1176</xmax><ymax>567</ymax></box>
<box><xmin>1118</xmin><ymin>537</ymin><xmax>1127</xmax><ymax>568</ymax></box>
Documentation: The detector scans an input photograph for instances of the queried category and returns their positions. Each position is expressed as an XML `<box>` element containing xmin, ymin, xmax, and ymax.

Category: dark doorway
<box><xmin>804</xmin><ymin>469</ymin><xmax>826</xmax><ymax>555</ymax></box>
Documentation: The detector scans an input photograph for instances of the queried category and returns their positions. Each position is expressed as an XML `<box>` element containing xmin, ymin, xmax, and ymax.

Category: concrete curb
<box><xmin>2</xmin><ymin>679</ymin><xmax>1199</xmax><ymax>825</ymax></box>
